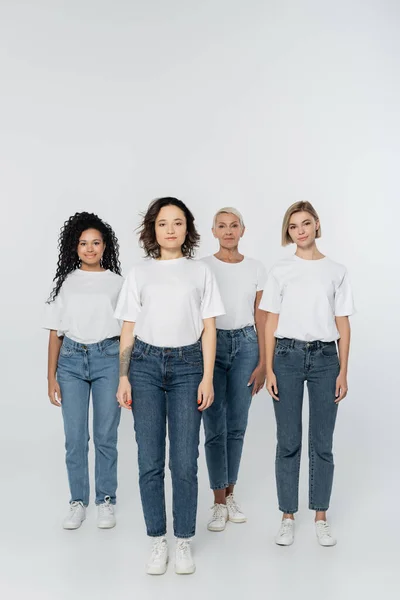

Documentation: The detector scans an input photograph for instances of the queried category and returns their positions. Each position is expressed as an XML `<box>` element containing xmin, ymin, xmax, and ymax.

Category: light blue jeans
<box><xmin>203</xmin><ymin>326</ymin><xmax>259</xmax><ymax>489</ymax></box>
<box><xmin>57</xmin><ymin>336</ymin><xmax>121</xmax><ymax>506</ymax></box>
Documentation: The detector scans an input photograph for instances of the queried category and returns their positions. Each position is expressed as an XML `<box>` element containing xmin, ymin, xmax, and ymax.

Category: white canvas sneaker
<box><xmin>146</xmin><ymin>536</ymin><xmax>169</xmax><ymax>575</ymax></box>
<box><xmin>226</xmin><ymin>494</ymin><xmax>247</xmax><ymax>523</ymax></box>
<box><xmin>175</xmin><ymin>538</ymin><xmax>195</xmax><ymax>575</ymax></box>
<box><xmin>97</xmin><ymin>496</ymin><xmax>116</xmax><ymax>529</ymax></box>
<box><xmin>207</xmin><ymin>503</ymin><xmax>229</xmax><ymax>531</ymax></box>
<box><xmin>315</xmin><ymin>520</ymin><xmax>337</xmax><ymax>546</ymax></box>
<box><xmin>62</xmin><ymin>501</ymin><xmax>86</xmax><ymax>530</ymax></box>
<box><xmin>275</xmin><ymin>518</ymin><xmax>295</xmax><ymax>545</ymax></box>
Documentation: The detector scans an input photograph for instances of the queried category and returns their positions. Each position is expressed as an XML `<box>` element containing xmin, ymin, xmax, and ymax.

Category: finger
<box><xmin>335</xmin><ymin>383</ymin><xmax>340</xmax><ymax>398</ymax></box>
<box><xmin>247</xmin><ymin>374</ymin><xmax>255</xmax><ymax>387</ymax></box>
<box><xmin>55</xmin><ymin>385</ymin><xmax>62</xmax><ymax>402</ymax></box>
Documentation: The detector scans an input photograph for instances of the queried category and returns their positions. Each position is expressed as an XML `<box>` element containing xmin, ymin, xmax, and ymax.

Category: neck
<box><xmin>79</xmin><ymin>263</ymin><xmax>105</xmax><ymax>272</ymax></box>
<box><xmin>214</xmin><ymin>246</ymin><xmax>244</xmax><ymax>263</ymax></box>
<box><xmin>158</xmin><ymin>248</ymin><xmax>184</xmax><ymax>261</ymax></box>
<box><xmin>295</xmin><ymin>244</ymin><xmax>325</xmax><ymax>261</ymax></box>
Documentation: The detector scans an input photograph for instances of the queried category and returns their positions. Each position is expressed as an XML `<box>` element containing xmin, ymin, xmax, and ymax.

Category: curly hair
<box><xmin>47</xmin><ymin>212</ymin><xmax>121</xmax><ymax>302</ymax></box>
<box><xmin>138</xmin><ymin>197</ymin><xmax>200</xmax><ymax>259</ymax></box>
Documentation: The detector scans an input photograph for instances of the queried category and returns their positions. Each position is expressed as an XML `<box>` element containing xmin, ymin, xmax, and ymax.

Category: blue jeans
<box><xmin>273</xmin><ymin>338</ymin><xmax>340</xmax><ymax>513</ymax></box>
<box><xmin>203</xmin><ymin>326</ymin><xmax>259</xmax><ymax>490</ymax></box>
<box><xmin>57</xmin><ymin>336</ymin><xmax>121</xmax><ymax>506</ymax></box>
<box><xmin>130</xmin><ymin>338</ymin><xmax>203</xmax><ymax>538</ymax></box>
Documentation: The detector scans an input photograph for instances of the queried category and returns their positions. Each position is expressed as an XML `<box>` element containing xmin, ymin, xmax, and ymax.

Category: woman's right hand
<box><xmin>266</xmin><ymin>371</ymin><xmax>279</xmax><ymax>401</ymax></box>
<box><xmin>116</xmin><ymin>376</ymin><xmax>132</xmax><ymax>410</ymax></box>
<box><xmin>48</xmin><ymin>378</ymin><xmax>62</xmax><ymax>407</ymax></box>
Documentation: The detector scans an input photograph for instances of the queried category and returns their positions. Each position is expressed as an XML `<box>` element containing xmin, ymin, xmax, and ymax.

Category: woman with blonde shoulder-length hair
<box><xmin>202</xmin><ymin>207</ymin><xmax>267</xmax><ymax>532</ymax></box>
<box><xmin>260</xmin><ymin>201</ymin><xmax>355</xmax><ymax>547</ymax></box>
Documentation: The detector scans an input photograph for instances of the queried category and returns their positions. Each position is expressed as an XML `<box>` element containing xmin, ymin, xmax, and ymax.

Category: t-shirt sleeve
<box><xmin>43</xmin><ymin>292</ymin><xmax>63</xmax><ymax>331</ymax></box>
<box><xmin>201</xmin><ymin>265</ymin><xmax>225</xmax><ymax>319</ymax></box>
<box><xmin>334</xmin><ymin>270</ymin><xmax>355</xmax><ymax>316</ymax></box>
<box><xmin>114</xmin><ymin>269</ymin><xmax>141</xmax><ymax>322</ymax></box>
<box><xmin>258</xmin><ymin>271</ymin><xmax>281</xmax><ymax>313</ymax></box>
<box><xmin>256</xmin><ymin>261</ymin><xmax>268</xmax><ymax>292</ymax></box>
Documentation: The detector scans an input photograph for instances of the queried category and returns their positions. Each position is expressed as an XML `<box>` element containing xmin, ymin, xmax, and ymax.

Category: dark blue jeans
<box><xmin>273</xmin><ymin>338</ymin><xmax>340</xmax><ymax>513</ymax></box>
<box><xmin>129</xmin><ymin>338</ymin><xmax>203</xmax><ymax>538</ymax></box>
<box><xmin>203</xmin><ymin>326</ymin><xmax>259</xmax><ymax>490</ymax></box>
<box><xmin>57</xmin><ymin>336</ymin><xmax>121</xmax><ymax>506</ymax></box>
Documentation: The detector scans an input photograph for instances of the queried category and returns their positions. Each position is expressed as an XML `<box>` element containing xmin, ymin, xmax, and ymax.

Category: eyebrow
<box><xmin>289</xmin><ymin>219</ymin><xmax>311</xmax><ymax>226</ymax></box>
<box><xmin>79</xmin><ymin>238</ymin><xmax>102</xmax><ymax>242</ymax></box>
<box><xmin>217</xmin><ymin>219</ymin><xmax>239</xmax><ymax>225</ymax></box>
<box><xmin>157</xmin><ymin>218</ymin><xmax>184</xmax><ymax>223</ymax></box>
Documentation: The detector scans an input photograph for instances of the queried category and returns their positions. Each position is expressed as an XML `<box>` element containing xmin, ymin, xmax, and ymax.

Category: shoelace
<box><xmin>316</xmin><ymin>521</ymin><xmax>332</xmax><ymax>537</ymax></box>
<box><xmin>226</xmin><ymin>495</ymin><xmax>241</xmax><ymax>515</ymax></box>
<box><xmin>279</xmin><ymin>520</ymin><xmax>294</xmax><ymax>536</ymax></box>
<box><xmin>210</xmin><ymin>503</ymin><xmax>226</xmax><ymax>520</ymax></box>
<box><xmin>98</xmin><ymin>499</ymin><xmax>113</xmax><ymax>516</ymax></box>
<box><xmin>151</xmin><ymin>539</ymin><xmax>167</xmax><ymax>560</ymax></box>
<box><xmin>176</xmin><ymin>540</ymin><xmax>191</xmax><ymax>560</ymax></box>
<box><xmin>69</xmin><ymin>501</ymin><xmax>83</xmax><ymax>514</ymax></box>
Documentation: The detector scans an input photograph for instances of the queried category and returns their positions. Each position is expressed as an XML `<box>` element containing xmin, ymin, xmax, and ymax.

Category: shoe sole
<box><xmin>228</xmin><ymin>517</ymin><xmax>247</xmax><ymax>523</ymax></box>
<box><xmin>97</xmin><ymin>522</ymin><xmax>116</xmax><ymax>529</ymax></box>
<box><xmin>275</xmin><ymin>538</ymin><xmax>294</xmax><ymax>546</ymax></box>
<box><xmin>175</xmin><ymin>565</ymin><xmax>196</xmax><ymax>575</ymax></box>
<box><xmin>63</xmin><ymin>517</ymin><xmax>86</xmax><ymax>530</ymax></box>
<box><xmin>207</xmin><ymin>523</ymin><xmax>227</xmax><ymax>532</ymax></box>
<box><xmin>146</xmin><ymin>558</ymin><xmax>169</xmax><ymax>575</ymax></box>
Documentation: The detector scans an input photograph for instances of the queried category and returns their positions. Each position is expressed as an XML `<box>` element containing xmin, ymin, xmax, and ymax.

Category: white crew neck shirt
<box><xmin>114</xmin><ymin>257</ymin><xmax>225</xmax><ymax>347</ymax></box>
<box><xmin>43</xmin><ymin>269</ymin><xmax>124</xmax><ymax>344</ymax></box>
<box><xmin>259</xmin><ymin>255</ymin><xmax>355</xmax><ymax>342</ymax></box>
<box><xmin>201</xmin><ymin>255</ymin><xmax>266</xmax><ymax>330</ymax></box>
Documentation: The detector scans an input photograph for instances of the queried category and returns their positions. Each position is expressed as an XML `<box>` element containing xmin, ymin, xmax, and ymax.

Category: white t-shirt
<box><xmin>259</xmin><ymin>255</ymin><xmax>355</xmax><ymax>342</ymax></box>
<box><xmin>201</xmin><ymin>255</ymin><xmax>267</xmax><ymax>330</ymax></box>
<box><xmin>43</xmin><ymin>269</ymin><xmax>124</xmax><ymax>344</ymax></box>
<box><xmin>114</xmin><ymin>257</ymin><xmax>225</xmax><ymax>347</ymax></box>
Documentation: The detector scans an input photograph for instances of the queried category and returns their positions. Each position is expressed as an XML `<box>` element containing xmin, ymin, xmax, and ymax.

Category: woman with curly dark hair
<box><xmin>43</xmin><ymin>212</ymin><xmax>123</xmax><ymax>530</ymax></box>
<box><xmin>115</xmin><ymin>197</ymin><xmax>225</xmax><ymax>576</ymax></box>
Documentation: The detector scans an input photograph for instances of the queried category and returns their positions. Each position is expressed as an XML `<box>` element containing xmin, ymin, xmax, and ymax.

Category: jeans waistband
<box><xmin>277</xmin><ymin>337</ymin><xmax>336</xmax><ymax>350</ymax></box>
<box><xmin>134</xmin><ymin>337</ymin><xmax>201</xmax><ymax>357</ymax></box>
<box><xmin>63</xmin><ymin>336</ymin><xmax>120</xmax><ymax>351</ymax></box>
<box><xmin>217</xmin><ymin>325</ymin><xmax>255</xmax><ymax>337</ymax></box>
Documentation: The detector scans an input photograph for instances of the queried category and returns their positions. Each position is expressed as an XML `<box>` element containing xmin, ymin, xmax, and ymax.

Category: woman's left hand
<box><xmin>248</xmin><ymin>364</ymin><xmax>266</xmax><ymax>396</ymax></box>
<box><xmin>335</xmin><ymin>372</ymin><xmax>348</xmax><ymax>403</ymax></box>
<box><xmin>197</xmin><ymin>378</ymin><xmax>214</xmax><ymax>411</ymax></box>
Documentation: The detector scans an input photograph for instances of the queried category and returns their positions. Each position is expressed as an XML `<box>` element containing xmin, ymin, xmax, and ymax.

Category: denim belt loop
<box><xmin>291</xmin><ymin>339</ymin><xmax>296</xmax><ymax>349</ymax></box>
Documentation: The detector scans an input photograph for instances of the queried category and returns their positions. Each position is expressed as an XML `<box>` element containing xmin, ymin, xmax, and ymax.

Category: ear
<box><xmin>315</xmin><ymin>220</ymin><xmax>320</xmax><ymax>231</ymax></box>
<box><xmin>211</xmin><ymin>227</ymin><xmax>218</xmax><ymax>239</ymax></box>
<box><xmin>240</xmin><ymin>226</ymin><xmax>246</xmax><ymax>238</ymax></box>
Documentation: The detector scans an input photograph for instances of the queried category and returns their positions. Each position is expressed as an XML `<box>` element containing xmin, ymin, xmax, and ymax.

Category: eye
<box><xmin>232</xmin><ymin>224</ymin><xmax>238</xmax><ymax>228</ymax></box>
<box><xmin>175</xmin><ymin>221</ymin><xmax>183</xmax><ymax>226</ymax></box>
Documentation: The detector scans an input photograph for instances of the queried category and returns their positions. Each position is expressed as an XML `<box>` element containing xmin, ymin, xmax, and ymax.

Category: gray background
<box><xmin>1</xmin><ymin>1</ymin><xmax>399</xmax><ymax>598</ymax></box>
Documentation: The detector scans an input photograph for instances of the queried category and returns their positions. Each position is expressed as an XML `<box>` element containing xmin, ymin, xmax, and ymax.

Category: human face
<box><xmin>155</xmin><ymin>204</ymin><xmax>187</xmax><ymax>253</ymax></box>
<box><xmin>287</xmin><ymin>211</ymin><xmax>319</xmax><ymax>248</ymax></box>
<box><xmin>77</xmin><ymin>228</ymin><xmax>105</xmax><ymax>270</ymax></box>
<box><xmin>212</xmin><ymin>213</ymin><xmax>244</xmax><ymax>250</ymax></box>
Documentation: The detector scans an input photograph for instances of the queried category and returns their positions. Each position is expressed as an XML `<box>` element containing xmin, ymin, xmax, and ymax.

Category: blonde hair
<box><xmin>212</xmin><ymin>207</ymin><xmax>245</xmax><ymax>229</ymax></box>
<box><xmin>281</xmin><ymin>201</ymin><xmax>321</xmax><ymax>246</ymax></box>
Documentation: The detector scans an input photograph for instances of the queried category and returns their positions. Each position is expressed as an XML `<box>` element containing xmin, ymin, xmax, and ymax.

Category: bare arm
<box><xmin>47</xmin><ymin>330</ymin><xmax>63</xmax><ymax>406</ymax></box>
<box><xmin>197</xmin><ymin>317</ymin><xmax>217</xmax><ymax>411</ymax></box>
<box><xmin>334</xmin><ymin>316</ymin><xmax>351</xmax><ymax>403</ymax></box>
<box><xmin>116</xmin><ymin>321</ymin><xmax>135</xmax><ymax>410</ymax></box>
<box><xmin>265</xmin><ymin>312</ymin><xmax>280</xmax><ymax>401</ymax></box>
<box><xmin>247</xmin><ymin>291</ymin><xmax>267</xmax><ymax>396</ymax></box>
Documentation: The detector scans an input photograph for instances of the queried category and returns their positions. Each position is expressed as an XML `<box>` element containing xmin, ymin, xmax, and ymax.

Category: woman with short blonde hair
<box><xmin>260</xmin><ymin>201</ymin><xmax>354</xmax><ymax>547</ymax></box>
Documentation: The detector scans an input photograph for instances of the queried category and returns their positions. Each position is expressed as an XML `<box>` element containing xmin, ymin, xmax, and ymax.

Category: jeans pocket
<box><xmin>321</xmin><ymin>344</ymin><xmax>337</xmax><ymax>358</ymax></box>
<box><xmin>103</xmin><ymin>339</ymin><xmax>120</xmax><ymax>357</ymax></box>
<box><xmin>274</xmin><ymin>342</ymin><xmax>289</xmax><ymax>357</ymax></box>
<box><xmin>182</xmin><ymin>350</ymin><xmax>203</xmax><ymax>366</ymax></box>
<box><xmin>59</xmin><ymin>342</ymin><xmax>74</xmax><ymax>358</ymax></box>
<box><xmin>131</xmin><ymin>345</ymin><xmax>145</xmax><ymax>361</ymax></box>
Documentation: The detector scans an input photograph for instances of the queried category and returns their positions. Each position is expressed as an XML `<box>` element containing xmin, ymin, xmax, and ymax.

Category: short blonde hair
<box><xmin>213</xmin><ymin>207</ymin><xmax>245</xmax><ymax>229</ymax></box>
<box><xmin>281</xmin><ymin>201</ymin><xmax>321</xmax><ymax>246</ymax></box>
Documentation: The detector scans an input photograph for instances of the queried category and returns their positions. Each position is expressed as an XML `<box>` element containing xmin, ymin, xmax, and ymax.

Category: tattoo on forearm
<box><xmin>120</xmin><ymin>344</ymin><xmax>133</xmax><ymax>377</ymax></box>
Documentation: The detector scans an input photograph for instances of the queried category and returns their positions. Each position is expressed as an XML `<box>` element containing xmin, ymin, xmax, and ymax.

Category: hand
<box><xmin>247</xmin><ymin>363</ymin><xmax>266</xmax><ymax>396</ymax></box>
<box><xmin>266</xmin><ymin>371</ymin><xmax>279</xmax><ymax>401</ymax></box>
<box><xmin>116</xmin><ymin>377</ymin><xmax>132</xmax><ymax>410</ymax></box>
<box><xmin>48</xmin><ymin>378</ymin><xmax>62</xmax><ymax>407</ymax></box>
<box><xmin>335</xmin><ymin>372</ymin><xmax>348</xmax><ymax>403</ymax></box>
<box><xmin>197</xmin><ymin>378</ymin><xmax>214</xmax><ymax>411</ymax></box>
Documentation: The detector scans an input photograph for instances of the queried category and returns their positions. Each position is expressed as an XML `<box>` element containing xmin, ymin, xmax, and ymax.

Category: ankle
<box><xmin>282</xmin><ymin>513</ymin><xmax>295</xmax><ymax>520</ymax></box>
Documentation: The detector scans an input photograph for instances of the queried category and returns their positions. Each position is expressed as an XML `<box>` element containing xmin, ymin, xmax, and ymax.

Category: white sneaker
<box><xmin>226</xmin><ymin>494</ymin><xmax>247</xmax><ymax>523</ymax></box>
<box><xmin>207</xmin><ymin>503</ymin><xmax>229</xmax><ymax>531</ymax></box>
<box><xmin>175</xmin><ymin>538</ymin><xmax>195</xmax><ymax>575</ymax></box>
<box><xmin>315</xmin><ymin>520</ymin><xmax>337</xmax><ymax>546</ymax></box>
<box><xmin>62</xmin><ymin>501</ymin><xmax>86</xmax><ymax>530</ymax></box>
<box><xmin>146</xmin><ymin>536</ymin><xmax>169</xmax><ymax>575</ymax></box>
<box><xmin>97</xmin><ymin>496</ymin><xmax>116</xmax><ymax>529</ymax></box>
<box><xmin>275</xmin><ymin>518</ymin><xmax>295</xmax><ymax>545</ymax></box>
